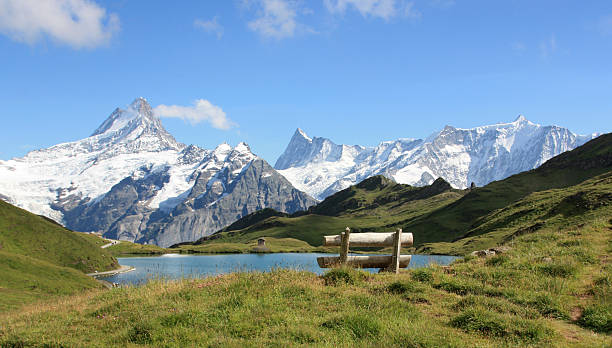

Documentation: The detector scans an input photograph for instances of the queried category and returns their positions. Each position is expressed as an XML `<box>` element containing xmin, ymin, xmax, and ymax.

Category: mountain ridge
<box><xmin>194</xmin><ymin>133</ymin><xmax>611</xmax><ymax>254</ymax></box>
<box><xmin>276</xmin><ymin>117</ymin><xmax>598</xmax><ymax>200</ymax></box>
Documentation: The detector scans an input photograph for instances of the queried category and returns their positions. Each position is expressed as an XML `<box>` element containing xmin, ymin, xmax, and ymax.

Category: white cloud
<box><xmin>0</xmin><ymin>0</ymin><xmax>119</xmax><ymax>49</ymax></box>
<box><xmin>154</xmin><ymin>100</ymin><xmax>236</xmax><ymax>130</ymax></box>
<box><xmin>194</xmin><ymin>16</ymin><xmax>224</xmax><ymax>39</ymax></box>
<box><xmin>246</xmin><ymin>0</ymin><xmax>309</xmax><ymax>39</ymax></box>
<box><xmin>324</xmin><ymin>0</ymin><xmax>419</xmax><ymax>20</ymax></box>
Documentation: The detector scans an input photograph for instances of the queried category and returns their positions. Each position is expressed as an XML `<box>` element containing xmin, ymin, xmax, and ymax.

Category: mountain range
<box><xmin>0</xmin><ymin>98</ymin><xmax>315</xmax><ymax>247</ymax></box>
<box><xmin>0</xmin><ymin>98</ymin><xmax>601</xmax><ymax>247</ymax></box>
<box><xmin>192</xmin><ymin>133</ymin><xmax>612</xmax><ymax>254</ymax></box>
<box><xmin>276</xmin><ymin>117</ymin><xmax>598</xmax><ymax>200</ymax></box>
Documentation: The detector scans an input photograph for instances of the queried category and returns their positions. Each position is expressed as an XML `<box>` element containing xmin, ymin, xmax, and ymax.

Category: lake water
<box><xmin>103</xmin><ymin>253</ymin><xmax>459</xmax><ymax>285</ymax></box>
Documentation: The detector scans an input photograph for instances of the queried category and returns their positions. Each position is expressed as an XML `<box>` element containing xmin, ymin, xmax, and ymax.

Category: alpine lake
<box><xmin>103</xmin><ymin>253</ymin><xmax>459</xmax><ymax>285</ymax></box>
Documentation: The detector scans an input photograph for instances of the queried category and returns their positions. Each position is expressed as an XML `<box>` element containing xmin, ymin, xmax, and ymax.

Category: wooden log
<box><xmin>389</xmin><ymin>228</ymin><xmax>402</xmax><ymax>274</ymax></box>
<box><xmin>317</xmin><ymin>255</ymin><xmax>412</xmax><ymax>269</ymax></box>
<box><xmin>339</xmin><ymin>227</ymin><xmax>350</xmax><ymax>264</ymax></box>
<box><xmin>323</xmin><ymin>232</ymin><xmax>413</xmax><ymax>247</ymax></box>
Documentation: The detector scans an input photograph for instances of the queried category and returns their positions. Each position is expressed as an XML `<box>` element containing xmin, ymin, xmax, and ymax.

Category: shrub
<box><xmin>412</xmin><ymin>268</ymin><xmax>434</xmax><ymax>283</ymax></box>
<box><xmin>578</xmin><ymin>304</ymin><xmax>612</xmax><ymax>334</ymax></box>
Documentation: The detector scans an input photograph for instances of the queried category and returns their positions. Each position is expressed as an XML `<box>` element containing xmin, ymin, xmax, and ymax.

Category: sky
<box><xmin>0</xmin><ymin>0</ymin><xmax>611</xmax><ymax>164</ymax></box>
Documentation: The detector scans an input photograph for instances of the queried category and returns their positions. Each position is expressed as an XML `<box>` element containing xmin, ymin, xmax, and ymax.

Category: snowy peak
<box><xmin>296</xmin><ymin>128</ymin><xmax>312</xmax><ymax>142</ymax></box>
<box><xmin>129</xmin><ymin>97</ymin><xmax>153</xmax><ymax>116</ymax></box>
<box><xmin>276</xmin><ymin>117</ymin><xmax>599</xmax><ymax>200</ymax></box>
<box><xmin>275</xmin><ymin>128</ymin><xmax>318</xmax><ymax>170</ymax></box>
<box><xmin>88</xmin><ymin>98</ymin><xmax>182</xmax><ymax>153</ymax></box>
<box><xmin>91</xmin><ymin>97</ymin><xmax>156</xmax><ymax>136</ymax></box>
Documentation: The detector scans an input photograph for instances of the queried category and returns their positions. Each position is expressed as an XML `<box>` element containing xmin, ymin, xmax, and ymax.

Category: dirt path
<box><xmin>101</xmin><ymin>239</ymin><xmax>120</xmax><ymax>249</ymax></box>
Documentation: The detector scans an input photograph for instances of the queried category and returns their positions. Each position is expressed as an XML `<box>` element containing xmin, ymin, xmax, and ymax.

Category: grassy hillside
<box><xmin>182</xmin><ymin>176</ymin><xmax>465</xmax><ymax>252</ymax></box>
<box><xmin>0</xmin><ymin>200</ymin><xmax>119</xmax><ymax>311</ymax></box>
<box><xmin>0</xmin><ymin>251</ymin><xmax>103</xmax><ymax>312</ymax></box>
<box><xmin>0</xmin><ymin>200</ymin><xmax>118</xmax><ymax>273</ymax></box>
<box><xmin>1</xmin><ymin>205</ymin><xmax>609</xmax><ymax>346</ymax></box>
<box><xmin>106</xmin><ymin>240</ymin><xmax>167</xmax><ymax>256</ymax></box>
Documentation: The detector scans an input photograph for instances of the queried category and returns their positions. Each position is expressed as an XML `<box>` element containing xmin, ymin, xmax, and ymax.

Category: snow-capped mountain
<box><xmin>275</xmin><ymin>116</ymin><xmax>598</xmax><ymax>200</ymax></box>
<box><xmin>0</xmin><ymin>98</ymin><xmax>315</xmax><ymax>246</ymax></box>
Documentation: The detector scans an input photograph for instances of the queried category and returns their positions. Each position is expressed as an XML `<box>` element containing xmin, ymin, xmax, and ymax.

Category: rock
<box><xmin>471</xmin><ymin>249</ymin><xmax>496</xmax><ymax>257</ymax></box>
<box><xmin>490</xmin><ymin>246</ymin><xmax>511</xmax><ymax>254</ymax></box>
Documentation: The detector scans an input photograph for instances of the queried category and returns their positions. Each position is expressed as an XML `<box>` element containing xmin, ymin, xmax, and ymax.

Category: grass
<box><xmin>0</xmin><ymin>206</ymin><xmax>610</xmax><ymax>346</ymax></box>
<box><xmin>0</xmin><ymin>251</ymin><xmax>102</xmax><ymax>312</ymax></box>
<box><xmin>0</xmin><ymin>200</ymin><xmax>119</xmax><ymax>311</ymax></box>
<box><xmin>0</xmin><ymin>200</ymin><xmax>118</xmax><ymax>273</ymax></box>
<box><xmin>172</xmin><ymin>237</ymin><xmax>333</xmax><ymax>254</ymax></box>
<box><xmin>106</xmin><ymin>240</ymin><xmax>167</xmax><ymax>256</ymax></box>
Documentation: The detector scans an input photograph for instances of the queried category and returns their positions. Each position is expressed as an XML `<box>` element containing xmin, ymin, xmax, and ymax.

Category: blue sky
<box><xmin>0</xmin><ymin>0</ymin><xmax>611</xmax><ymax>164</ymax></box>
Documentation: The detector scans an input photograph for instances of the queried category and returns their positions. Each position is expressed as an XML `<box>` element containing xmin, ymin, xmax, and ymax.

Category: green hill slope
<box><xmin>181</xmin><ymin>176</ymin><xmax>465</xmax><ymax>251</ymax></box>
<box><xmin>0</xmin><ymin>200</ymin><xmax>119</xmax><ymax>311</ymax></box>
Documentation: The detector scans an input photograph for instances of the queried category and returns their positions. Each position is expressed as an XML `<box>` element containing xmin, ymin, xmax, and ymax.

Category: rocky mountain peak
<box><xmin>274</xmin><ymin>128</ymin><xmax>320</xmax><ymax>170</ymax></box>
<box><xmin>129</xmin><ymin>97</ymin><xmax>153</xmax><ymax>116</ymax></box>
<box><xmin>89</xmin><ymin>98</ymin><xmax>182</xmax><ymax>152</ymax></box>
<box><xmin>295</xmin><ymin>128</ymin><xmax>312</xmax><ymax>142</ymax></box>
<box><xmin>514</xmin><ymin>114</ymin><xmax>527</xmax><ymax>123</ymax></box>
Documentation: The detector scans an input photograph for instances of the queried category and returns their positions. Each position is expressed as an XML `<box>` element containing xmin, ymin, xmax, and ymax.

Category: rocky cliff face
<box><xmin>0</xmin><ymin>98</ymin><xmax>316</xmax><ymax>246</ymax></box>
<box><xmin>276</xmin><ymin>116</ymin><xmax>598</xmax><ymax>200</ymax></box>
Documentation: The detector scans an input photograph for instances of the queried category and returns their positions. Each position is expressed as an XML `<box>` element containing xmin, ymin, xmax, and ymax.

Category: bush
<box><xmin>412</xmin><ymin>268</ymin><xmax>434</xmax><ymax>283</ymax></box>
<box><xmin>322</xmin><ymin>315</ymin><xmax>381</xmax><ymax>339</ymax></box>
<box><xmin>578</xmin><ymin>304</ymin><xmax>612</xmax><ymax>334</ymax></box>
